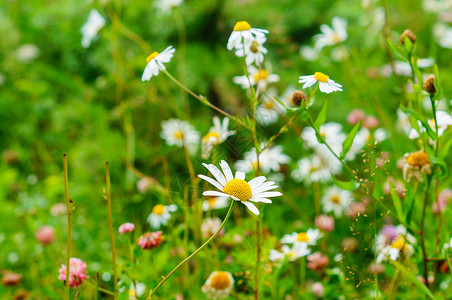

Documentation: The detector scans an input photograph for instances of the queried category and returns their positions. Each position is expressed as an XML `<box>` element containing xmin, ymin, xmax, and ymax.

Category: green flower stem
<box><xmin>300</xmin><ymin>256</ymin><xmax>306</xmax><ymax>296</ymax></box>
<box><xmin>429</xmin><ymin>95</ymin><xmax>439</xmax><ymax>156</ymax></box>
<box><xmin>146</xmin><ymin>201</ymin><xmax>235</xmax><ymax>299</ymax></box>
<box><xmin>63</xmin><ymin>153</ymin><xmax>71</xmax><ymax>300</ymax></box>
<box><xmin>420</xmin><ymin>175</ymin><xmax>433</xmax><ymax>287</ymax></box>
<box><xmin>105</xmin><ymin>162</ymin><xmax>118</xmax><ymax>299</ymax></box>
<box><xmin>162</xmin><ymin>70</ymin><xmax>253</xmax><ymax>132</ymax></box>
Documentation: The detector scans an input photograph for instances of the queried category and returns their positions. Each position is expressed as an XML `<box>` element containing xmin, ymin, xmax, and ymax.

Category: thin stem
<box><xmin>420</xmin><ymin>175</ymin><xmax>432</xmax><ymax>287</ymax></box>
<box><xmin>183</xmin><ymin>144</ymin><xmax>200</xmax><ymax>245</ymax></box>
<box><xmin>299</xmin><ymin>256</ymin><xmax>306</xmax><ymax>296</ymax></box>
<box><xmin>430</xmin><ymin>95</ymin><xmax>439</xmax><ymax>157</ymax></box>
<box><xmin>63</xmin><ymin>153</ymin><xmax>71</xmax><ymax>300</ymax></box>
<box><xmin>146</xmin><ymin>201</ymin><xmax>235</xmax><ymax>299</ymax></box>
<box><xmin>162</xmin><ymin>70</ymin><xmax>253</xmax><ymax>132</ymax></box>
<box><xmin>105</xmin><ymin>162</ymin><xmax>118</xmax><ymax>299</ymax></box>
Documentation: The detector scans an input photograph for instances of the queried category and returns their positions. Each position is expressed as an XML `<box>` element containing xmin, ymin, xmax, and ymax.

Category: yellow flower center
<box><xmin>406</xmin><ymin>152</ymin><xmax>430</xmax><ymax>167</ymax></box>
<box><xmin>208</xmin><ymin>197</ymin><xmax>217</xmax><ymax>207</ymax></box>
<box><xmin>390</xmin><ymin>236</ymin><xmax>409</xmax><ymax>251</ymax></box>
<box><xmin>428</xmin><ymin>119</ymin><xmax>437</xmax><ymax>130</ymax></box>
<box><xmin>210</xmin><ymin>271</ymin><xmax>230</xmax><ymax>290</ymax></box>
<box><xmin>223</xmin><ymin>179</ymin><xmax>252</xmax><ymax>201</ymax></box>
<box><xmin>331</xmin><ymin>195</ymin><xmax>341</xmax><ymax>205</ymax></box>
<box><xmin>263</xmin><ymin>99</ymin><xmax>275</xmax><ymax>109</ymax></box>
<box><xmin>252</xmin><ymin>160</ymin><xmax>259</xmax><ymax>170</ymax></box>
<box><xmin>250</xmin><ymin>40</ymin><xmax>260</xmax><ymax>53</ymax></box>
<box><xmin>152</xmin><ymin>204</ymin><xmax>165</xmax><ymax>215</ymax></box>
<box><xmin>314</xmin><ymin>72</ymin><xmax>329</xmax><ymax>83</ymax></box>
<box><xmin>296</xmin><ymin>232</ymin><xmax>309</xmax><ymax>242</ymax></box>
<box><xmin>253</xmin><ymin>70</ymin><xmax>269</xmax><ymax>82</ymax></box>
<box><xmin>146</xmin><ymin>52</ymin><xmax>159</xmax><ymax>63</ymax></box>
<box><xmin>233</xmin><ymin>21</ymin><xmax>251</xmax><ymax>31</ymax></box>
<box><xmin>128</xmin><ymin>289</ymin><xmax>137</xmax><ymax>297</ymax></box>
<box><xmin>173</xmin><ymin>130</ymin><xmax>184</xmax><ymax>139</ymax></box>
<box><xmin>332</xmin><ymin>33</ymin><xmax>341</xmax><ymax>43</ymax></box>
<box><xmin>203</xmin><ymin>132</ymin><xmax>220</xmax><ymax>142</ymax></box>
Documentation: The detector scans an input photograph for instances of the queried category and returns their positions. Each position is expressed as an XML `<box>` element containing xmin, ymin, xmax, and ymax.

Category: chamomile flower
<box><xmin>233</xmin><ymin>65</ymin><xmax>279</xmax><ymax>90</ymax></box>
<box><xmin>201</xmin><ymin>271</ymin><xmax>234</xmax><ymax>299</ymax></box>
<box><xmin>234</xmin><ymin>35</ymin><xmax>268</xmax><ymax>65</ymax></box>
<box><xmin>291</xmin><ymin>155</ymin><xmax>342</xmax><ymax>184</ymax></box>
<box><xmin>147</xmin><ymin>204</ymin><xmax>177</xmax><ymax>229</ymax></box>
<box><xmin>322</xmin><ymin>186</ymin><xmax>353</xmax><ymax>217</ymax></box>
<box><xmin>198</xmin><ymin>160</ymin><xmax>282</xmax><ymax>215</ymax></box>
<box><xmin>402</xmin><ymin>151</ymin><xmax>432</xmax><ymax>182</ymax></box>
<box><xmin>81</xmin><ymin>9</ymin><xmax>106</xmax><ymax>48</ymax></box>
<box><xmin>302</xmin><ymin>122</ymin><xmax>346</xmax><ymax>154</ymax></box>
<box><xmin>201</xmin><ymin>117</ymin><xmax>235</xmax><ymax>159</ymax></box>
<box><xmin>160</xmin><ymin>119</ymin><xmax>200</xmax><ymax>147</ymax></box>
<box><xmin>376</xmin><ymin>233</ymin><xmax>415</xmax><ymax>263</ymax></box>
<box><xmin>281</xmin><ymin>228</ymin><xmax>322</xmax><ymax>246</ymax></box>
<box><xmin>227</xmin><ymin>21</ymin><xmax>268</xmax><ymax>51</ymax></box>
<box><xmin>409</xmin><ymin>111</ymin><xmax>452</xmax><ymax>139</ymax></box>
<box><xmin>154</xmin><ymin>0</ymin><xmax>183</xmax><ymax>14</ymax></box>
<box><xmin>141</xmin><ymin>46</ymin><xmax>175</xmax><ymax>81</ymax></box>
<box><xmin>314</xmin><ymin>17</ymin><xmax>348</xmax><ymax>50</ymax></box>
<box><xmin>299</xmin><ymin>72</ymin><xmax>343</xmax><ymax>94</ymax></box>
<box><xmin>300</xmin><ymin>45</ymin><xmax>319</xmax><ymax>61</ymax></box>
<box><xmin>235</xmin><ymin>145</ymin><xmax>290</xmax><ymax>174</ymax></box>
<box><xmin>202</xmin><ymin>196</ymin><xmax>230</xmax><ymax>211</ymax></box>
<box><xmin>282</xmin><ymin>243</ymin><xmax>311</xmax><ymax>262</ymax></box>
<box><xmin>269</xmin><ymin>249</ymin><xmax>286</xmax><ymax>262</ymax></box>
<box><xmin>120</xmin><ymin>282</ymin><xmax>145</xmax><ymax>299</ymax></box>
<box><xmin>255</xmin><ymin>91</ymin><xmax>286</xmax><ymax>125</ymax></box>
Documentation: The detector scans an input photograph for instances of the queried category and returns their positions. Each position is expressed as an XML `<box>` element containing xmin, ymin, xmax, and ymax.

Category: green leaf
<box><xmin>439</xmin><ymin>136</ymin><xmax>452</xmax><ymax>159</ymax></box>
<box><xmin>433</xmin><ymin>64</ymin><xmax>443</xmax><ymax>101</ymax></box>
<box><xmin>314</xmin><ymin>100</ymin><xmax>328</xmax><ymax>130</ymax></box>
<box><xmin>405</xmin><ymin>186</ymin><xmax>415</xmax><ymax>225</ymax></box>
<box><xmin>403</xmin><ymin>36</ymin><xmax>414</xmax><ymax>56</ymax></box>
<box><xmin>399</xmin><ymin>105</ymin><xmax>438</xmax><ymax>140</ymax></box>
<box><xmin>390</xmin><ymin>182</ymin><xmax>405</xmax><ymax>222</ymax></box>
<box><xmin>340</xmin><ymin>121</ymin><xmax>361</xmax><ymax>159</ymax></box>
<box><xmin>429</xmin><ymin>156</ymin><xmax>448</xmax><ymax>179</ymax></box>
<box><xmin>412</xmin><ymin>60</ymin><xmax>423</xmax><ymax>86</ymax></box>
<box><xmin>389</xmin><ymin>260</ymin><xmax>436</xmax><ymax>300</ymax></box>
<box><xmin>386</xmin><ymin>38</ymin><xmax>408</xmax><ymax>62</ymax></box>
<box><xmin>331</xmin><ymin>174</ymin><xmax>359</xmax><ymax>191</ymax></box>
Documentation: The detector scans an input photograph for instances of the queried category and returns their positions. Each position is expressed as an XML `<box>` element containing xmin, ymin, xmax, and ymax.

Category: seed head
<box><xmin>400</xmin><ymin>29</ymin><xmax>416</xmax><ymax>45</ymax></box>
<box><xmin>291</xmin><ymin>90</ymin><xmax>307</xmax><ymax>106</ymax></box>
<box><xmin>423</xmin><ymin>74</ymin><xmax>436</xmax><ymax>95</ymax></box>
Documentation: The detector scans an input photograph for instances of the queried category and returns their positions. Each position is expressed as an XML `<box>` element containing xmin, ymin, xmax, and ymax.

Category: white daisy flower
<box><xmin>269</xmin><ymin>248</ymin><xmax>286</xmax><ymax>262</ymax></box>
<box><xmin>235</xmin><ymin>145</ymin><xmax>290</xmax><ymax>175</ymax></box>
<box><xmin>302</xmin><ymin>122</ymin><xmax>346</xmax><ymax>154</ymax></box>
<box><xmin>255</xmin><ymin>91</ymin><xmax>286</xmax><ymax>125</ymax></box>
<box><xmin>381</xmin><ymin>58</ymin><xmax>435</xmax><ymax>77</ymax></box>
<box><xmin>128</xmin><ymin>283</ymin><xmax>145</xmax><ymax>299</ymax></box>
<box><xmin>16</xmin><ymin>44</ymin><xmax>39</xmax><ymax>63</ymax></box>
<box><xmin>434</xmin><ymin>22</ymin><xmax>452</xmax><ymax>49</ymax></box>
<box><xmin>201</xmin><ymin>117</ymin><xmax>235</xmax><ymax>159</ymax></box>
<box><xmin>147</xmin><ymin>204</ymin><xmax>177</xmax><ymax>229</ymax></box>
<box><xmin>409</xmin><ymin>111</ymin><xmax>452</xmax><ymax>139</ymax></box>
<box><xmin>81</xmin><ymin>9</ymin><xmax>106</xmax><ymax>48</ymax></box>
<box><xmin>299</xmin><ymin>72</ymin><xmax>343</xmax><ymax>94</ymax></box>
<box><xmin>314</xmin><ymin>17</ymin><xmax>348</xmax><ymax>50</ymax></box>
<box><xmin>292</xmin><ymin>154</ymin><xmax>342</xmax><ymax>183</ymax></box>
<box><xmin>160</xmin><ymin>119</ymin><xmax>200</xmax><ymax>147</ymax></box>
<box><xmin>202</xmin><ymin>271</ymin><xmax>234</xmax><ymax>299</ymax></box>
<box><xmin>282</xmin><ymin>244</ymin><xmax>311</xmax><ymax>262</ymax></box>
<box><xmin>234</xmin><ymin>35</ymin><xmax>268</xmax><ymax>65</ymax></box>
<box><xmin>198</xmin><ymin>160</ymin><xmax>282</xmax><ymax>215</ymax></box>
<box><xmin>233</xmin><ymin>66</ymin><xmax>279</xmax><ymax>90</ymax></box>
<box><xmin>202</xmin><ymin>196</ymin><xmax>230</xmax><ymax>211</ymax></box>
<box><xmin>154</xmin><ymin>0</ymin><xmax>183</xmax><ymax>14</ymax></box>
<box><xmin>141</xmin><ymin>46</ymin><xmax>176</xmax><ymax>81</ymax></box>
<box><xmin>281</xmin><ymin>228</ymin><xmax>322</xmax><ymax>246</ymax></box>
<box><xmin>300</xmin><ymin>45</ymin><xmax>319</xmax><ymax>61</ymax></box>
<box><xmin>321</xmin><ymin>186</ymin><xmax>353</xmax><ymax>217</ymax></box>
<box><xmin>376</xmin><ymin>235</ymin><xmax>415</xmax><ymax>263</ymax></box>
<box><xmin>227</xmin><ymin>21</ymin><xmax>268</xmax><ymax>51</ymax></box>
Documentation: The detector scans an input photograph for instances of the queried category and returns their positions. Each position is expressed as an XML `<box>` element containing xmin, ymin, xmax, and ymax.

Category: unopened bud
<box><xmin>250</xmin><ymin>41</ymin><xmax>259</xmax><ymax>53</ymax></box>
<box><xmin>291</xmin><ymin>90</ymin><xmax>307</xmax><ymax>106</ymax></box>
<box><xmin>400</xmin><ymin>29</ymin><xmax>416</xmax><ymax>44</ymax></box>
<box><xmin>423</xmin><ymin>74</ymin><xmax>436</xmax><ymax>95</ymax></box>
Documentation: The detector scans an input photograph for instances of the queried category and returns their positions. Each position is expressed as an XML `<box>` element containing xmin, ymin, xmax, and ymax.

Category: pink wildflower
<box><xmin>307</xmin><ymin>252</ymin><xmax>329</xmax><ymax>271</ymax></box>
<box><xmin>35</xmin><ymin>226</ymin><xmax>55</xmax><ymax>245</ymax></box>
<box><xmin>347</xmin><ymin>109</ymin><xmax>366</xmax><ymax>125</ymax></box>
<box><xmin>315</xmin><ymin>215</ymin><xmax>334</xmax><ymax>232</ymax></box>
<box><xmin>58</xmin><ymin>258</ymin><xmax>88</xmax><ymax>288</ymax></box>
<box><xmin>138</xmin><ymin>231</ymin><xmax>163</xmax><ymax>250</ymax></box>
<box><xmin>118</xmin><ymin>223</ymin><xmax>135</xmax><ymax>234</ymax></box>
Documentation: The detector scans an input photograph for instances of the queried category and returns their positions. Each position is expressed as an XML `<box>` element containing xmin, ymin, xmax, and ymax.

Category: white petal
<box><xmin>252</xmin><ymin>184</ymin><xmax>279</xmax><ymax>194</ymax></box>
<box><xmin>198</xmin><ymin>174</ymin><xmax>224</xmax><ymax>191</ymax></box>
<box><xmin>202</xmin><ymin>163</ymin><xmax>227</xmax><ymax>186</ymax></box>
<box><xmin>254</xmin><ymin>191</ymin><xmax>282</xmax><ymax>198</ymax></box>
<box><xmin>219</xmin><ymin>160</ymin><xmax>234</xmax><ymax>182</ymax></box>
<box><xmin>203</xmin><ymin>191</ymin><xmax>231</xmax><ymax>198</ymax></box>
<box><xmin>302</xmin><ymin>77</ymin><xmax>317</xmax><ymax>89</ymax></box>
<box><xmin>249</xmin><ymin>197</ymin><xmax>272</xmax><ymax>203</ymax></box>
<box><xmin>242</xmin><ymin>201</ymin><xmax>260</xmax><ymax>215</ymax></box>
<box><xmin>248</xmin><ymin>176</ymin><xmax>267</xmax><ymax>189</ymax></box>
<box><xmin>235</xmin><ymin>171</ymin><xmax>246</xmax><ymax>180</ymax></box>
<box><xmin>319</xmin><ymin>81</ymin><xmax>333</xmax><ymax>93</ymax></box>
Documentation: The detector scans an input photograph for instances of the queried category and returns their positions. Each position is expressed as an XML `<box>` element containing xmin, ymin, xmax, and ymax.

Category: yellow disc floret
<box><xmin>224</xmin><ymin>179</ymin><xmax>252</xmax><ymax>201</ymax></box>
<box><xmin>210</xmin><ymin>271</ymin><xmax>230</xmax><ymax>290</ymax></box>
<box><xmin>253</xmin><ymin>70</ymin><xmax>269</xmax><ymax>82</ymax></box>
<box><xmin>152</xmin><ymin>204</ymin><xmax>165</xmax><ymax>215</ymax></box>
<box><xmin>233</xmin><ymin>21</ymin><xmax>251</xmax><ymax>32</ymax></box>
<box><xmin>146</xmin><ymin>52</ymin><xmax>159</xmax><ymax>63</ymax></box>
<box><xmin>203</xmin><ymin>132</ymin><xmax>220</xmax><ymax>142</ymax></box>
<box><xmin>406</xmin><ymin>152</ymin><xmax>430</xmax><ymax>167</ymax></box>
<box><xmin>331</xmin><ymin>195</ymin><xmax>341</xmax><ymax>205</ymax></box>
<box><xmin>390</xmin><ymin>236</ymin><xmax>409</xmax><ymax>252</ymax></box>
<box><xmin>297</xmin><ymin>232</ymin><xmax>309</xmax><ymax>242</ymax></box>
<box><xmin>173</xmin><ymin>130</ymin><xmax>184</xmax><ymax>139</ymax></box>
<box><xmin>314</xmin><ymin>72</ymin><xmax>329</xmax><ymax>83</ymax></box>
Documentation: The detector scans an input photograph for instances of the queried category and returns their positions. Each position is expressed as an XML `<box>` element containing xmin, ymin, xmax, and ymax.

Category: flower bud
<box><xmin>423</xmin><ymin>74</ymin><xmax>436</xmax><ymax>95</ymax></box>
<box><xmin>291</xmin><ymin>90</ymin><xmax>307</xmax><ymax>106</ymax></box>
<box><xmin>400</xmin><ymin>29</ymin><xmax>416</xmax><ymax>44</ymax></box>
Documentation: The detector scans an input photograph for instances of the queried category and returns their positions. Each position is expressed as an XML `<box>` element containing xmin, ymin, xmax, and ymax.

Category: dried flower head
<box><xmin>423</xmin><ymin>74</ymin><xmax>436</xmax><ymax>95</ymax></box>
<box><xmin>201</xmin><ymin>271</ymin><xmax>234</xmax><ymax>299</ymax></box>
<box><xmin>403</xmin><ymin>151</ymin><xmax>431</xmax><ymax>182</ymax></box>
<box><xmin>2</xmin><ymin>270</ymin><xmax>22</xmax><ymax>286</ymax></box>
<box><xmin>400</xmin><ymin>29</ymin><xmax>416</xmax><ymax>44</ymax></box>
<box><xmin>138</xmin><ymin>231</ymin><xmax>163</xmax><ymax>250</ymax></box>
